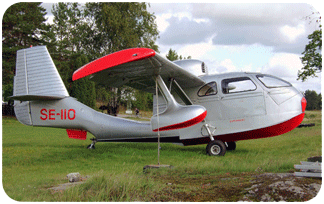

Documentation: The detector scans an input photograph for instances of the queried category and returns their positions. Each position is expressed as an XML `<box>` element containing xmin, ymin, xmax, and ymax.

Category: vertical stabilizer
<box><xmin>12</xmin><ymin>46</ymin><xmax>69</xmax><ymax>125</ymax></box>
<box><xmin>13</xmin><ymin>46</ymin><xmax>69</xmax><ymax>97</ymax></box>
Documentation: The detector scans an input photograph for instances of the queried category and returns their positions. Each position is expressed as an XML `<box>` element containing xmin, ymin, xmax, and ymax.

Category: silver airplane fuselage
<box><xmin>12</xmin><ymin>46</ymin><xmax>306</xmax><ymax>155</ymax></box>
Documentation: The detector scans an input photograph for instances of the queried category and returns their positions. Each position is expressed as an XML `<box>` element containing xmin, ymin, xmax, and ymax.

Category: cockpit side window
<box><xmin>257</xmin><ymin>75</ymin><xmax>291</xmax><ymax>88</ymax></box>
<box><xmin>198</xmin><ymin>82</ymin><xmax>217</xmax><ymax>97</ymax></box>
<box><xmin>222</xmin><ymin>77</ymin><xmax>256</xmax><ymax>94</ymax></box>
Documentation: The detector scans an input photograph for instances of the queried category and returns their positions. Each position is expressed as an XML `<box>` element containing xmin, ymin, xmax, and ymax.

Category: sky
<box><xmin>4</xmin><ymin>2</ymin><xmax>321</xmax><ymax>93</ymax></box>
<box><xmin>146</xmin><ymin>3</ymin><xmax>322</xmax><ymax>93</ymax></box>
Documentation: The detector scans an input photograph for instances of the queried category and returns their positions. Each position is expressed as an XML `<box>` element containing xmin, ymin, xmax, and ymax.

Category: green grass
<box><xmin>2</xmin><ymin>111</ymin><xmax>322</xmax><ymax>201</ymax></box>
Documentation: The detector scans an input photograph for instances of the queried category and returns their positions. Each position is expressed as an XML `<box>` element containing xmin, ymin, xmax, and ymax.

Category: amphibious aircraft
<box><xmin>11</xmin><ymin>46</ymin><xmax>306</xmax><ymax>156</ymax></box>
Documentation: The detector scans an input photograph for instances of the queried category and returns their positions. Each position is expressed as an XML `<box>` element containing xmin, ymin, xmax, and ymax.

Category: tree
<box><xmin>50</xmin><ymin>3</ymin><xmax>97</xmax><ymax>108</ymax></box>
<box><xmin>166</xmin><ymin>48</ymin><xmax>191</xmax><ymax>61</ymax></box>
<box><xmin>132</xmin><ymin>90</ymin><xmax>153</xmax><ymax>111</ymax></box>
<box><xmin>2</xmin><ymin>2</ymin><xmax>49</xmax><ymax>100</ymax></box>
<box><xmin>166</xmin><ymin>49</ymin><xmax>179</xmax><ymax>61</ymax></box>
<box><xmin>298</xmin><ymin>26</ymin><xmax>322</xmax><ymax>81</ymax></box>
<box><xmin>50</xmin><ymin>3</ymin><xmax>87</xmax><ymax>85</ymax></box>
<box><xmin>304</xmin><ymin>90</ymin><xmax>321</xmax><ymax>110</ymax></box>
<box><xmin>84</xmin><ymin>2</ymin><xmax>159</xmax><ymax>56</ymax></box>
<box><xmin>70</xmin><ymin>54</ymin><xmax>96</xmax><ymax>108</ymax></box>
<box><xmin>82</xmin><ymin>2</ymin><xmax>159</xmax><ymax>115</ymax></box>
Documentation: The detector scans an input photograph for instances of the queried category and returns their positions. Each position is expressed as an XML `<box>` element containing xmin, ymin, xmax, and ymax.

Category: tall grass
<box><xmin>55</xmin><ymin>172</ymin><xmax>159</xmax><ymax>201</ymax></box>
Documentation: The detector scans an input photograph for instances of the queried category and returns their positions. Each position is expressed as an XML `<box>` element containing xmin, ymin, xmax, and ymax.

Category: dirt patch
<box><xmin>48</xmin><ymin>174</ymin><xmax>89</xmax><ymax>193</ymax></box>
<box><xmin>149</xmin><ymin>172</ymin><xmax>322</xmax><ymax>201</ymax></box>
<box><xmin>48</xmin><ymin>181</ymin><xmax>85</xmax><ymax>192</ymax></box>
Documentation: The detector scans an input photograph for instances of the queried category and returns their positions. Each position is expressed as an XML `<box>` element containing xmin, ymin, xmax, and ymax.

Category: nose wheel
<box><xmin>206</xmin><ymin>140</ymin><xmax>226</xmax><ymax>156</ymax></box>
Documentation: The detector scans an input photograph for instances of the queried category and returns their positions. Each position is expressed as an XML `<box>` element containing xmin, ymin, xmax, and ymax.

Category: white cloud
<box><xmin>177</xmin><ymin>35</ymin><xmax>215</xmax><ymax>59</ymax></box>
<box><xmin>262</xmin><ymin>53</ymin><xmax>303</xmax><ymax>78</ymax></box>
<box><xmin>155</xmin><ymin>13</ymin><xmax>172</xmax><ymax>33</ymax></box>
<box><xmin>259</xmin><ymin>53</ymin><xmax>321</xmax><ymax>93</ymax></box>
<box><xmin>220</xmin><ymin>59</ymin><xmax>237</xmax><ymax>72</ymax></box>
<box><xmin>280</xmin><ymin>23</ymin><xmax>306</xmax><ymax>43</ymax></box>
<box><xmin>157</xmin><ymin>15</ymin><xmax>214</xmax><ymax>45</ymax></box>
<box><xmin>152</xmin><ymin>3</ymin><xmax>319</xmax><ymax>54</ymax></box>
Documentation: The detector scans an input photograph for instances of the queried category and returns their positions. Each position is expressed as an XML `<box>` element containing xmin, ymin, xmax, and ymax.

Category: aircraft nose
<box><xmin>301</xmin><ymin>97</ymin><xmax>307</xmax><ymax>113</ymax></box>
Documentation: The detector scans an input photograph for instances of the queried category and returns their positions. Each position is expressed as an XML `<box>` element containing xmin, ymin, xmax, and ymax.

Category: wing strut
<box><xmin>171</xmin><ymin>78</ymin><xmax>193</xmax><ymax>105</ymax></box>
<box><xmin>150</xmin><ymin>75</ymin><xmax>207</xmax><ymax>132</ymax></box>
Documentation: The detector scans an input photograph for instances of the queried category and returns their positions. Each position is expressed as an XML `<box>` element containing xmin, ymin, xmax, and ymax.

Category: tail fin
<box><xmin>11</xmin><ymin>46</ymin><xmax>69</xmax><ymax>125</ymax></box>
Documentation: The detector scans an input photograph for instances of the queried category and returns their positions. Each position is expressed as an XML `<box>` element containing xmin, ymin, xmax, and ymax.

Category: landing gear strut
<box><xmin>203</xmin><ymin>124</ymin><xmax>226</xmax><ymax>156</ymax></box>
<box><xmin>87</xmin><ymin>138</ymin><xmax>97</xmax><ymax>149</ymax></box>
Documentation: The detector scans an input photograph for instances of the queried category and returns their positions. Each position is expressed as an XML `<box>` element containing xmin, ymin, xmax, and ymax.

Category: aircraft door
<box><xmin>196</xmin><ymin>82</ymin><xmax>222</xmax><ymax>121</ymax></box>
<box><xmin>218</xmin><ymin>77</ymin><xmax>266</xmax><ymax>120</ymax></box>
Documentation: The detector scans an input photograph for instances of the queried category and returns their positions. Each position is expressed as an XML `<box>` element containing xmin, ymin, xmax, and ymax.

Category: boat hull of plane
<box><xmin>181</xmin><ymin>112</ymin><xmax>305</xmax><ymax>146</ymax></box>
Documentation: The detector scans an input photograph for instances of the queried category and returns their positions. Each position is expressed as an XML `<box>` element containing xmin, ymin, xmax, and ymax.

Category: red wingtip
<box><xmin>72</xmin><ymin>48</ymin><xmax>156</xmax><ymax>81</ymax></box>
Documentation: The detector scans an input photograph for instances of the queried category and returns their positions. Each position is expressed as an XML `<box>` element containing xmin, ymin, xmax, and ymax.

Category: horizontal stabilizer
<box><xmin>10</xmin><ymin>94</ymin><xmax>67</xmax><ymax>101</ymax></box>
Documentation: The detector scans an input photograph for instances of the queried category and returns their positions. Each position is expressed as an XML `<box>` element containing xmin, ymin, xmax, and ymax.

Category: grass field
<box><xmin>2</xmin><ymin>111</ymin><xmax>322</xmax><ymax>201</ymax></box>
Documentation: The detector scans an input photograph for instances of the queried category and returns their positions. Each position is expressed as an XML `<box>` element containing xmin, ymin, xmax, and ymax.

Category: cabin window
<box><xmin>198</xmin><ymin>82</ymin><xmax>217</xmax><ymax>97</ymax></box>
<box><xmin>257</xmin><ymin>75</ymin><xmax>291</xmax><ymax>88</ymax></box>
<box><xmin>222</xmin><ymin>77</ymin><xmax>256</xmax><ymax>94</ymax></box>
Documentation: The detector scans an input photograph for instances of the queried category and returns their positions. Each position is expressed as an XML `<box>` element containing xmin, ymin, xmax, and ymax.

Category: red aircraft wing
<box><xmin>72</xmin><ymin>48</ymin><xmax>205</xmax><ymax>93</ymax></box>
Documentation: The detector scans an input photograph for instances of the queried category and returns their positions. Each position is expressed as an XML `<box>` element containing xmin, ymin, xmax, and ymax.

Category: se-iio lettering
<box><xmin>40</xmin><ymin>109</ymin><xmax>76</xmax><ymax>120</ymax></box>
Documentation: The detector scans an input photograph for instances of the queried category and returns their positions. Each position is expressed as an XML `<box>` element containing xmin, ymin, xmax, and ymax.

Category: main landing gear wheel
<box><xmin>206</xmin><ymin>140</ymin><xmax>226</xmax><ymax>156</ymax></box>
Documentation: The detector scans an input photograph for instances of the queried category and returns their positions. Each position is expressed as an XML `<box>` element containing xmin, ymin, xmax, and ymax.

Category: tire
<box><xmin>206</xmin><ymin>140</ymin><xmax>226</xmax><ymax>156</ymax></box>
<box><xmin>226</xmin><ymin>141</ymin><xmax>236</xmax><ymax>151</ymax></box>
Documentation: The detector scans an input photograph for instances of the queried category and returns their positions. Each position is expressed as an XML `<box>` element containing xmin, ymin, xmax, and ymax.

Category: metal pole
<box><xmin>156</xmin><ymin>77</ymin><xmax>160</xmax><ymax>165</ymax></box>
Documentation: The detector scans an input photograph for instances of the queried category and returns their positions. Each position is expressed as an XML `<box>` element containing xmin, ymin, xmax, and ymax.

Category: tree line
<box><xmin>2</xmin><ymin>2</ymin><xmax>158</xmax><ymax>114</ymax></box>
<box><xmin>304</xmin><ymin>90</ymin><xmax>322</xmax><ymax>110</ymax></box>
<box><xmin>3</xmin><ymin>3</ymin><xmax>322</xmax><ymax>114</ymax></box>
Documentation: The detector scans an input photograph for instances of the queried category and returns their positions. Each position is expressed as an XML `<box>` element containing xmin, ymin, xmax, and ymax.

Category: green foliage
<box><xmin>304</xmin><ymin>90</ymin><xmax>322</xmax><ymax>110</ymax></box>
<box><xmin>84</xmin><ymin>2</ymin><xmax>159</xmax><ymax>56</ymax></box>
<box><xmin>70</xmin><ymin>62</ymin><xmax>96</xmax><ymax>109</ymax></box>
<box><xmin>132</xmin><ymin>89</ymin><xmax>153</xmax><ymax>111</ymax></box>
<box><xmin>166</xmin><ymin>48</ymin><xmax>191</xmax><ymax>61</ymax></box>
<box><xmin>70</xmin><ymin>78</ymin><xmax>96</xmax><ymax>109</ymax></box>
<box><xmin>2</xmin><ymin>2</ymin><xmax>49</xmax><ymax>99</ymax></box>
<box><xmin>50</xmin><ymin>3</ymin><xmax>96</xmax><ymax>108</ymax></box>
<box><xmin>298</xmin><ymin>26</ymin><xmax>322</xmax><ymax>81</ymax></box>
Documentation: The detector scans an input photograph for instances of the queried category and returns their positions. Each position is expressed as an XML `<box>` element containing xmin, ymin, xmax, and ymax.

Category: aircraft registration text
<box><xmin>40</xmin><ymin>109</ymin><xmax>76</xmax><ymax>120</ymax></box>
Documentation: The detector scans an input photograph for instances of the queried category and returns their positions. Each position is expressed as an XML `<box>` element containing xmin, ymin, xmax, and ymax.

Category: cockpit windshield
<box><xmin>256</xmin><ymin>75</ymin><xmax>291</xmax><ymax>88</ymax></box>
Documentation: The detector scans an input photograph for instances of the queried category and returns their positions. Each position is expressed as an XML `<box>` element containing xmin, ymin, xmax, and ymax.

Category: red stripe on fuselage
<box><xmin>153</xmin><ymin>110</ymin><xmax>207</xmax><ymax>132</ymax></box>
<box><xmin>182</xmin><ymin>113</ymin><xmax>305</xmax><ymax>146</ymax></box>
